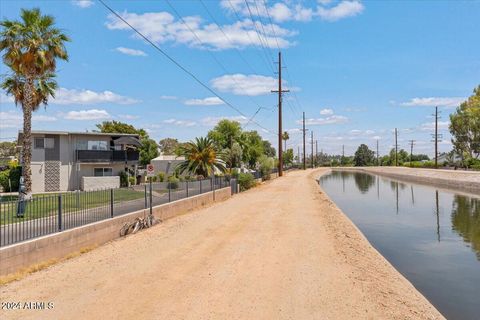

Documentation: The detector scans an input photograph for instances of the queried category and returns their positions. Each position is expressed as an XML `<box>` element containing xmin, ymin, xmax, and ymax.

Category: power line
<box><xmin>98</xmin><ymin>0</ymin><xmax>276</xmax><ymax>136</ymax></box>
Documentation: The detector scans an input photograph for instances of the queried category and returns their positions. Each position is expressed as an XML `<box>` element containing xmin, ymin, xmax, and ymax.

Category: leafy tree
<box><xmin>0</xmin><ymin>141</ymin><xmax>17</xmax><ymax>158</ymax></box>
<box><xmin>283</xmin><ymin>148</ymin><xmax>294</xmax><ymax>166</ymax></box>
<box><xmin>1</xmin><ymin>8</ymin><xmax>69</xmax><ymax>194</ymax></box>
<box><xmin>159</xmin><ymin>138</ymin><xmax>179</xmax><ymax>155</ymax></box>
<box><xmin>282</xmin><ymin>131</ymin><xmax>289</xmax><ymax>150</ymax></box>
<box><xmin>207</xmin><ymin>119</ymin><xmax>242</xmax><ymax>150</ymax></box>
<box><xmin>175</xmin><ymin>137</ymin><xmax>226</xmax><ymax>178</ymax></box>
<box><xmin>96</xmin><ymin>120</ymin><xmax>158</xmax><ymax>165</ymax></box>
<box><xmin>450</xmin><ymin>85</ymin><xmax>480</xmax><ymax>159</ymax></box>
<box><xmin>262</xmin><ymin>140</ymin><xmax>276</xmax><ymax>157</ymax></box>
<box><xmin>223</xmin><ymin>142</ymin><xmax>242</xmax><ymax>170</ymax></box>
<box><xmin>241</xmin><ymin>130</ymin><xmax>264</xmax><ymax>168</ymax></box>
<box><xmin>258</xmin><ymin>155</ymin><xmax>274</xmax><ymax>180</ymax></box>
<box><xmin>354</xmin><ymin>144</ymin><xmax>375</xmax><ymax>166</ymax></box>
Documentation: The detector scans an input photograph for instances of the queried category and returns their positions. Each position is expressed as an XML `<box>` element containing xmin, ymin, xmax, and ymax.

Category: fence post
<box><xmin>149</xmin><ymin>179</ymin><xmax>153</xmax><ymax>216</ymax></box>
<box><xmin>144</xmin><ymin>184</ymin><xmax>147</xmax><ymax>209</ymax></box>
<box><xmin>110</xmin><ymin>189</ymin><xmax>114</xmax><ymax>218</ymax></box>
<box><xmin>212</xmin><ymin>177</ymin><xmax>215</xmax><ymax>201</ymax></box>
<box><xmin>200</xmin><ymin>179</ymin><xmax>202</xmax><ymax>194</ymax></box>
<box><xmin>186</xmin><ymin>180</ymin><xmax>189</xmax><ymax>197</ymax></box>
<box><xmin>168</xmin><ymin>184</ymin><xmax>171</xmax><ymax>202</ymax></box>
<box><xmin>58</xmin><ymin>194</ymin><xmax>62</xmax><ymax>232</ymax></box>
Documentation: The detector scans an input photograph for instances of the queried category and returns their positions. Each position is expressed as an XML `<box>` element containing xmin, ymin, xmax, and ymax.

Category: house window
<box><xmin>94</xmin><ymin>168</ymin><xmax>113</xmax><ymax>177</ymax></box>
<box><xmin>88</xmin><ymin>141</ymin><xmax>108</xmax><ymax>151</ymax></box>
<box><xmin>34</xmin><ymin>137</ymin><xmax>54</xmax><ymax>149</ymax></box>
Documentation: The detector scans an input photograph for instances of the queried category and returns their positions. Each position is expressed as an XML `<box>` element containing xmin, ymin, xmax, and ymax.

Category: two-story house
<box><xmin>18</xmin><ymin>130</ymin><xmax>140</xmax><ymax>192</ymax></box>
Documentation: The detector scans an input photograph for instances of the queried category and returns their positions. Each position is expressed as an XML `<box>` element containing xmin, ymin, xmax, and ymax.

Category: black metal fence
<box><xmin>0</xmin><ymin>176</ymin><xmax>232</xmax><ymax>247</ymax></box>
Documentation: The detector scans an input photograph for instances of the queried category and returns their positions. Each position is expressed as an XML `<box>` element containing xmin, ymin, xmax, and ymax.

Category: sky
<box><xmin>0</xmin><ymin>0</ymin><xmax>479</xmax><ymax>157</ymax></box>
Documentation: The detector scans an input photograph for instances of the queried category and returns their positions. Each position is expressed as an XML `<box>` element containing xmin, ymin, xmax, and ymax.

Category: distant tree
<box><xmin>175</xmin><ymin>137</ymin><xmax>226</xmax><ymax>178</ymax></box>
<box><xmin>223</xmin><ymin>142</ymin><xmax>242</xmax><ymax>170</ymax></box>
<box><xmin>411</xmin><ymin>154</ymin><xmax>430</xmax><ymax>162</ymax></box>
<box><xmin>354</xmin><ymin>144</ymin><xmax>375</xmax><ymax>166</ymax></box>
<box><xmin>450</xmin><ymin>85</ymin><xmax>480</xmax><ymax>159</ymax></box>
<box><xmin>1</xmin><ymin>8</ymin><xmax>69</xmax><ymax>194</ymax></box>
<box><xmin>282</xmin><ymin>131</ymin><xmax>289</xmax><ymax>150</ymax></box>
<box><xmin>159</xmin><ymin>138</ymin><xmax>179</xmax><ymax>155</ymax></box>
<box><xmin>0</xmin><ymin>141</ymin><xmax>17</xmax><ymax>158</ymax></box>
<box><xmin>96</xmin><ymin>120</ymin><xmax>158</xmax><ymax>165</ymax></box>
<box><xmin>207</xmin><ymin>119</ymin><xmax>242</xmax><ymax>150</ymax></box>
<box><xmin>283</xmin><ymin>148</ymin><xmax>294</xmax><ymax>166</ymax></box>
<box><xmin>262</xmin><ymin>140</ymin><xmax>276</xmax><ymax>157</ymax></box>
<box><xmin>241</xmin><ymin>130</ymin><xmax>264</xmax><ymax>168</ymax></box>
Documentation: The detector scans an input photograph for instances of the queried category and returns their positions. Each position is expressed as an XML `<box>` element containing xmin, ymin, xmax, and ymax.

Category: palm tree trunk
<box><xmin>22</xmin><ymin>75</ymin><xmax>35</xmax><ymax>197</ymax></box>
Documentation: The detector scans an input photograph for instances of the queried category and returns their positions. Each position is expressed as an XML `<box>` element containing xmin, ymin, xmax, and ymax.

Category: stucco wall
<box><xmin>82</xmin><ymin>176</ymin><xmax>120</xmax><ymax>191</ymax></box>
<box><xmin>0</xmin><ymin>187</ymin><xmax>232</xmax><ymax>276</ymax></box>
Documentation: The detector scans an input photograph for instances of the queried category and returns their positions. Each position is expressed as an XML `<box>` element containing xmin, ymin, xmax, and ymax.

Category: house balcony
<box><xmin>75</xmin><ymin>150</ymin><xmax>140</xmax><ymax>163</ymax></box>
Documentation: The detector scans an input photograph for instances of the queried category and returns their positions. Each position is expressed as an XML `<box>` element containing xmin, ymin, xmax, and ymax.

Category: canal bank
<box><xmin>335</xmin><ymin>166</ymin><xmax>480</xmax><ymax>194</ymax></box>
<box><xmin>0</xmin><ymin>169</ymin><xmax>443</xmax><ymax>320</ymax></box>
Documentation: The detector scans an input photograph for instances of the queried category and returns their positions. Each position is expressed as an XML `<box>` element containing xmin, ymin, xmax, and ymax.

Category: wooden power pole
<box><xmin>311</xmin><ymin>131</ymin><xmax>314</xmax><ymax>169</ymax></box>
<box><xmin>395</xmin><ymin>128</ymin><xmax>398</xmax><ymax>166</ymax></box>
<box><xmin>431</xmin><ymin>106</ymin><xmax>442</xmax><ymax>169</ymax></box>
<box><xmin>376</xmin><ymin>139</ymin><xmax>379</xmax><ymax>166</ymax></box>
<box><xmin>409</xmin><ymin>140</ymin><xmax>415</xmax><ymax>168</ymax></box>
<box><xmin>302</xmin><ymin>112</ymin><xmax>306</xmax><ymax>170</ymax></box>
<box><xmin>271</xmin><ymin>51</ymin><xmax>289</xmax><ymax>177</ymax></box>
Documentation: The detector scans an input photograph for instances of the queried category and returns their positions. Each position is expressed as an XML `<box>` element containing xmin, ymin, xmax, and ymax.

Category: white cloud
<box><xmin>72</xmin><ymin>0</ymin><xmax>93</xmax><ymax>8</ymax></box>
<box><xmin>106</xmin><ymin>11</ymin><xmax>295</xmax><ymax>50</ymax></box>
<box><xmin>419</xmin><ymin>121</ymin><xmax>450</xmax><ymax>131</ymax></box>
<box><xmin>299</xmin><ymin>115</ymin><xmax>348</xmax><ymax>125</ymax></box>
<box><xmin>0</xmin><ymin>111</ymin><xmax>57</xmax><ymax>128</ymax></box>
<box><xmin>319</xmin><ymin>108</ymin><xmax>334</xmax><ymax>115</ymax></box>
<box><xmin>53</xmin><ymin>88</ymin><xmax>139</xmax><ymax>105</ymax></box>
<box><xmin>201</xmin><ymin>116</ymin><xmax>248</xmax><ymax>126</ymax></box>
<box><xmin>115</xmin><ymin>47</ymin><xmax>147</xmax><ymax>56</ymax></box>
<box><xmin>162</xmin><ymin>119</ymin><xmax>197</xmax><ymax>127</ymax></box>
<box><xmin>160</xmin><ymin>95</ymin><xmax>177</xmax><ymax>100</ymax></box>
<box><xmin>317</xmin><ymin>1</ymin><xmax>364</xmax><ymax>21</ymax></box>
<box><xmin>184</xmin><ymin>97</ymin><xmax>224</xmax><ymax>106</ymax></box>
<box><xmin>400</xmin><ymin>97</ymin><xmax>465</xmax><ymax>108</ymax></box>
<box><xmin>211</xmin><ymin>74</ymin><xmax>283</xmax><ymax>96</ymax></box>
<box><xmin>221</xmin><ymin>0</ymin><xmax>363</xmax><ymax>23</ymax></box>
<box><xmin>64</xmin><ymin>109</ymin><xmax>111</xmax><ymax>121</ymax></box>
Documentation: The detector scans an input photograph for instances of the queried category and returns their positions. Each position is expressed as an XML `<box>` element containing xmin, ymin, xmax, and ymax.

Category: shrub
<box><xmin>0</xmin><ymin>165</ymin><xmax>21</xmax><ymax>192</ymax></box>
<box><xmin>238</xmin><ymin>173</ymin><xmax>256</xmax><ymax>191</ymax></box>
<box><xmin>167</xmin><ymin>175</ymin><xmax>179</xmax><ymax>189</ymax></box>
<box><xmin>128</xmin><ymin>176</ymin><xmax>136</xmax><ymax>186</ymax></box>
<box><xmin>157</xmin><ymin>171</ymin><xmax>165</xmax><ymax>182</ymax></box>
<box><xmin>258</xmin><ymin>155</ymin><xmax>274</xmax><ymax>181</ymax></box>
<box><xmin>119</xmin><ymin>171</ymin><xmax>128</xmax><ymax>187</ymax></box>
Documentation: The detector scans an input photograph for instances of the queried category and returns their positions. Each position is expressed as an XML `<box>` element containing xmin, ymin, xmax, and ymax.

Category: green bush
<box><xmin>128</xmin><ymin>176</ymin><xmax>136</xmax><ymax>186</ymax></box>
<box><xmin>157</xmin><ymin>171</ymin><xmax>165</xmax><ymax>182</ymax></box>
<box><xmin>238</xmin><ymin>173</ymin><xmax>256</xmax><ymax>191</ymax></box>
<box><xmin>403</xmin><ymin>161</ymin><xmax>436</xmax><ymax>168</ymax></box>
<box><xmin>0</xmin><ymin>164</ymin><xmax>21</xmax><ymax>192</ymax></box>
<box><xmin>258</xmin><ymin>155</ymin><xmax>274</xmax><ymax>181</ymax></box>
<box><xmin>167</xmin><ymin>175</ymin><xmax>179</xmax><ymax>189</ymax></box>
<box><xmin>119</xmin><ymin>171</ymin><xmax>128</xmax><ymax>187</ymax></box>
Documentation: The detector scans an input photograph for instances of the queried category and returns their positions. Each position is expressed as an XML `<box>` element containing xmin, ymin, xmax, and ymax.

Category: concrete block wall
<box><xmin>0</xmin><ymin>187</ymin><xmax>231</xmax><ymax>277</ymax></box>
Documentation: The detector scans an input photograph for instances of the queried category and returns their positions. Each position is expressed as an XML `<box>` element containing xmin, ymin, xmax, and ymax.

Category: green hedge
<box><xmin>238</xmin><ymin>173</ymin><xmax>256</xmax><ymax>191</ymax></box>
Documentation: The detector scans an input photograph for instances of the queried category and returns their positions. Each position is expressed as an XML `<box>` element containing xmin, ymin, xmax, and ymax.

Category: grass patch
<box><xmin>0</xmin><ymin>188</ymin><xmax>145</xmax><ymax>225</ymax></box>
<box><xmin>0</xmin><ymin>245</ymin><xmax>96</xmax><ymax>286</ymax></box>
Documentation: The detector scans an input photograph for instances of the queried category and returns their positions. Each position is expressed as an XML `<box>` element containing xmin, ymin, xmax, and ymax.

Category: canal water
<box><xmin>319</xmin><ymin>171</ymin><xmax>480</xmax><ymax>320</ymax></box>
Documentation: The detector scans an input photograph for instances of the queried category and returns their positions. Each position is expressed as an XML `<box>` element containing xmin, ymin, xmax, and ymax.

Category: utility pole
<box><xmin>431</xmin><ymin>106</ymin><xmax>442</xmax><ymax>169</ymax></box>
<box><xmin>376</xmin><ymin>139</ymin><xmax>379</xmax><ymax>166</ymax></box>
<box><xmin>409</xmin><ymin>140</ymin><xmax>415</xmax><ymax>168</ymax></box>
<box><xmin>311</xmin><ymin>131</ymin><xmax>314</xmax><ymax>169</ymax></box>
<box><xmin>271</xmin><ymin>51</ymin><xmax>289</xmax><ymax>177</ymax></box>
<box><xmin>395</xmin><ymin>128</ymin><xmax>398</xmax><ymax>166</ymax></box>
<box><xmin>297</xmin><ymin>146</ymin><xmax>300</xmax><ymax>165</ymax></box>
<box><xmin>302</xmin><ymin>112</ymin><xmax>306</xmax><ymax>170</ymax></box>
<box><xmin>342</xmin><ymin>145</ymin><xmax>345</xmax><ymax>166</ymax></box>
<box><xmin>315</xmin><ymin>140</ymin><xmax>318</xmax><ymax>168</ymax></box>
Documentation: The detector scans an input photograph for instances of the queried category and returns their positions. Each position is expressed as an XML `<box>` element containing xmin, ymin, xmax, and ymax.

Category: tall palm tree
<box><xmin>1</xmin><ymin>8</ymin><xmax>69</xmax><ymax>195</ymax></box>
<box><xmin>282</xmin><ymin>131</ymin><xmax>290</xmax><ymax>151</ymax></box>
<box><xmin>175</xmin><ymin>137</ymin><xmax>226</xmax><ymax>178</ymax></box>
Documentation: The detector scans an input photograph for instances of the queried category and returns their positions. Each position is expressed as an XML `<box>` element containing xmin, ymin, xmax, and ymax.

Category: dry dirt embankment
<box><xmin>0</xmin><ymin>169</ymin><xmax>443</xmax><ymax>320</ymax></box>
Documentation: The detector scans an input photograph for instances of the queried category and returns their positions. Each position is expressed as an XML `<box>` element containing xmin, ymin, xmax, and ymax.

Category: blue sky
<box><xmin>1</xmin><ymin>0</ymin><xmax>479</xmax><ymax>157</ymax></box>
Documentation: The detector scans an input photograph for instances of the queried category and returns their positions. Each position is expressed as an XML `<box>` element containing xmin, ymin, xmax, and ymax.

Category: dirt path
<box><xmin>0</xmin><ymin>169</ymin><xmax>443</xmax><ymax>319</ymax></box>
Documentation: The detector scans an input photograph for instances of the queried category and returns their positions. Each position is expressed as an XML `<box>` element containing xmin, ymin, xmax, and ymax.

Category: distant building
<box><xmin>18</xmin><ymin>130</ymin><xmax>140</xmax><ymax>192</ymax></box>
<box><xmin>150</xmin><ymin>154</ymin><xmax>185</xmax><ymax>175</ymax></box>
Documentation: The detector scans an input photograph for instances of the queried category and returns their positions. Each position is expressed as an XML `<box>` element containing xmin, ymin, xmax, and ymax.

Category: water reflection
<box><xmin>320</xmin><ymin>171</ymin><xmax>480</xmax><ymax>320</ymax></box>
<box><xmin>452</xmin><ymin>195</ymin><xmax>480</xmax><ymax>259</ymax></box>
